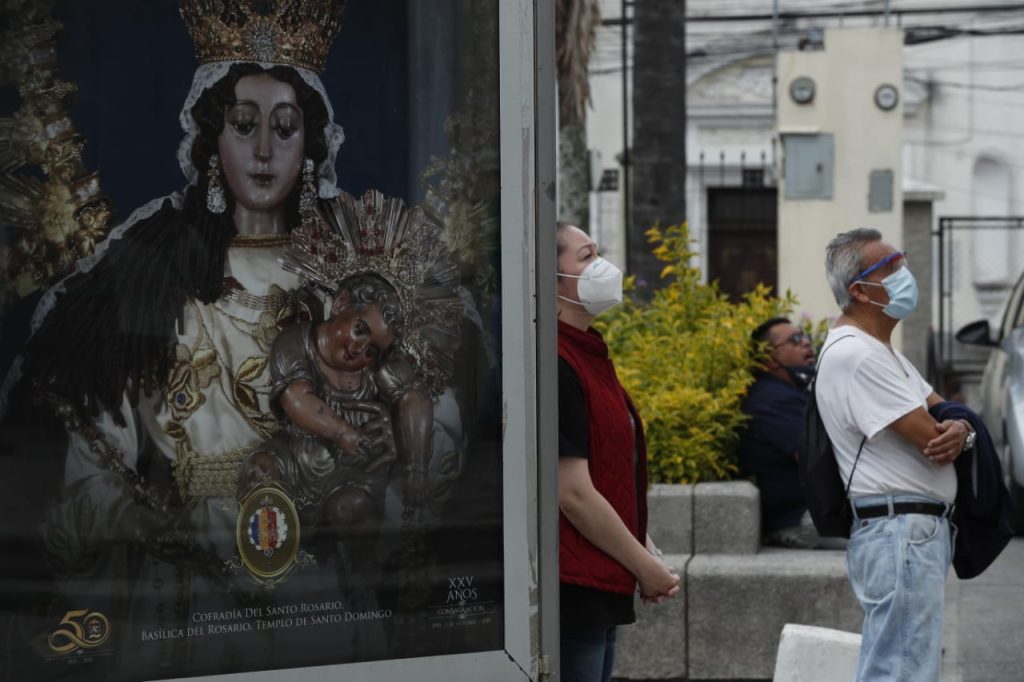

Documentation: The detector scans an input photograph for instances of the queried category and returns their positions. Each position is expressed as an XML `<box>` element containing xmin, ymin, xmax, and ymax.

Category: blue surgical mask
<box><xmin>857</xmin><ymin>267</ymin><xmax>919</xmax><ymax>320</ymax></box>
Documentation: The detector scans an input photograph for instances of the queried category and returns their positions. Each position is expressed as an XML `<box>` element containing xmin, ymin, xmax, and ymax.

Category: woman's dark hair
<box><xmin>190</xmin><ymin>63</ymin><xmax>331</xmax><ymax>229</ymax></box>
<box><xmin>555</xmin><ymin>221</ymin><xmax>573</xmax><ymax>258</ymax></box>
<box><xmin>24</xmin><ymin>64</ymin><xmax>331</xmax><ymax>421</ymax></box>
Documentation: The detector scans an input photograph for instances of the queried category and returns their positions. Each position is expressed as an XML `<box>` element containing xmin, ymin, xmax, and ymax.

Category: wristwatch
<box><xmin>960</xmin><ymin>420</ymin><xmax>977</xmax><ymax>452</ymax></box>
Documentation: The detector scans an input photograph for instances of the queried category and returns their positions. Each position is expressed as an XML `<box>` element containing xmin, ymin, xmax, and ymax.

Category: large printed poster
<box><xmin>0</xmin><ymin>1</ymin><xmax>505</xmax><ymax>679</ymax></box>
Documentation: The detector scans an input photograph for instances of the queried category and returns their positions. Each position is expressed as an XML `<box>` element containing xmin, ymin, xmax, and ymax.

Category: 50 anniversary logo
<box><xmin>48</xmin><ymin>609</ymin><xmax>111</xmax><ymax>654</ymax></box>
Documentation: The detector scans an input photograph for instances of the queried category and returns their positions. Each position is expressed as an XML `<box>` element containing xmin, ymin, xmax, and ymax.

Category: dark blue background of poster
<box><xmin>0</xmin><ymin>1</ymin><xmax>427</xmax><ymax>379</ymax></box>
<box><xmin>54</xmin><ymin>0</ymin><xmax>410</xmax><ymax>221</ymax></box>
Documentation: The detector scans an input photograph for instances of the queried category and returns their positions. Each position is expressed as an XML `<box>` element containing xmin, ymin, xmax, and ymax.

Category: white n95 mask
<box><xmin>557</xmin><ymin>257</ymin><xmax>624</xmax><ymax>315</ymax></box>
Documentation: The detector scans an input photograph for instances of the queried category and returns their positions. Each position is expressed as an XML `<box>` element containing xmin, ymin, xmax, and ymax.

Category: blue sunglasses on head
<box><xmin>849</xmin><ymin>251</ymin><xmax>907</xmax><ymax>285</ymax></box>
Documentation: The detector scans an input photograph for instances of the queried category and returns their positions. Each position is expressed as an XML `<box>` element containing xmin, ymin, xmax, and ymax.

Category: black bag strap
<box><xmin>812</xmin><ymin>334</ymin><xmax>868</xmax><ymax>496</ymax></box>
<box><xmin>845</xmin><ymin>436</ymin><xmax>868</xmax><ymax>496</ymax></box>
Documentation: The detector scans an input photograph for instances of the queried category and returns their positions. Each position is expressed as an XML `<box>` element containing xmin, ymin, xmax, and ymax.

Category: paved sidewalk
<box><xmin>942</xmin><ymin>537</ymin><xmax>1024</xmax><ymax>681</ymax></box>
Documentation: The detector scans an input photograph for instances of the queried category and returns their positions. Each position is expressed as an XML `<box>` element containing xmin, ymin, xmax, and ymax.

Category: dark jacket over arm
<box><xmin>929</xmin><ymin>401</ymin><xmax>1014</xmax><ymax>580</ymax></box>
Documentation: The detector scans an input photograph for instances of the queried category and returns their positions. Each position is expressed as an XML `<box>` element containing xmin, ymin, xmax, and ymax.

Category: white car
<box><xmin>957</xmin><ymin>270</ymin><xmax>1024</xmax><ymax>532</ymax></box>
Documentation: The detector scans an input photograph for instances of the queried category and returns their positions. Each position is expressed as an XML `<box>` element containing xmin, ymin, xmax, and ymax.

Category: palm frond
<box><xmin>555</xmin><ymin>0</ymin><xmax>601</xmax><ymax>124</ymax></box>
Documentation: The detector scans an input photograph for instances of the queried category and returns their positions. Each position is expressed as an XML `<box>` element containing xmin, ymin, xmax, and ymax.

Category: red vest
<box><xmin>558</xmin><ymin>320</ymin><xmax>649</xmax><ymax>594</ymax></box>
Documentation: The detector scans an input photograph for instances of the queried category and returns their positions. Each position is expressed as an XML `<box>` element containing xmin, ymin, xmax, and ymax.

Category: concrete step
<box><xmin>773</xmin><ymin>623</ymin><xmax>861</xmax><ymax>682</ymax></box>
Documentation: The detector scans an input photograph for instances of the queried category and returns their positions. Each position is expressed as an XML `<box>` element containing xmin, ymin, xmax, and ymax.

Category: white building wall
<box><xmin>584</xmin><ymin>0</ymin><xmax>631</xmax><ymax>270</ymax></box>
<box><xmin>587</xmin><ymin>67</ymin><xmax>628</xmax><ymax>268</ymax></box>
<box><xmin>777</xmin><ymin>27</ymin><xmax>904</xmax><ymax>324</ymax></box>
<box><xmin>687</xmin><ymin>56</ymin><xmax>774</xmax><ymax>276</ymax></box>
<box><xmin>904</xmin><ymin>32</ymin><xmax>1024</xmax><ymax>331</ymax></box>
<box><xmin>584</xmin><ymin>3</ymin><xmax>1024</xmax><ymax>338</ymax></box>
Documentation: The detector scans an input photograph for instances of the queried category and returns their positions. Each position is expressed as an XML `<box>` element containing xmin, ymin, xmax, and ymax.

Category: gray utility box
<box><xmin>783</xmin><ymin>133</ymin><xmax>834</xmax><ymax>200</ymax></box>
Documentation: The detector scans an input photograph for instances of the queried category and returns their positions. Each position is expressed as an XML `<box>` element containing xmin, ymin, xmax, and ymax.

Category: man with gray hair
<box><xmin>815</xmin><ymin>228</ymin><xmax>975</xmax><ymax>681</ymax></box>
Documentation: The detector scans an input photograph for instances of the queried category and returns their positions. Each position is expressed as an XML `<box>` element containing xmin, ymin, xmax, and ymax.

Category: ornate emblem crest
<box><xmin>233</xmin><ymin>484</ymin><xmax>310</xmax><ymax>586</ymax></box>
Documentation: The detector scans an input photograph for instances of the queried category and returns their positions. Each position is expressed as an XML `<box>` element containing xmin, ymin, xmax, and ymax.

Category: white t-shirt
<box><xmin>815</xmin><ymin>326</ymin><xmax>957</xmax><ymax>503</ymax></box>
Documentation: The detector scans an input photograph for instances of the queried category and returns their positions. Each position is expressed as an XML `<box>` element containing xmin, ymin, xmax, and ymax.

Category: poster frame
<box><xmin>147</xmin><ymin>0</ymin><xmax>559</xmax><ymax>680</ymax></box>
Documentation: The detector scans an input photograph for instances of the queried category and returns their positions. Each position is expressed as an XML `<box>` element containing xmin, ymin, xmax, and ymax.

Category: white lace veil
<box><xmin>0</xmin><ymin>61</ymin><xmax>345</xmax><ymax>411</ymax></box>
<box><xmin>30</xmin><ymin>60</ymin><xmax>344</xmax><ymax>334</ymax></box>
<box><xmin>177</xmin><ymin>61</ymin><xmax>345</xmax><ymax>198</ymax></box>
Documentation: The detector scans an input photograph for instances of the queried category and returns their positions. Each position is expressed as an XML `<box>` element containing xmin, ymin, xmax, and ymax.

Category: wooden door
<box><xmin>707</xmin><ymin>187</ymin><xmax>778</xmax><ymax>301</ymax></box>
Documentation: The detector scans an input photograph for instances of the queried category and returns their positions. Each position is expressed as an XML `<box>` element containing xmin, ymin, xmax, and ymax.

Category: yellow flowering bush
<box><xmin>595</xmin><ymin>223</ymin><xmax>795</xmax><ymax>483</ymax></box>
<box><xmin>798</xmin><ymin>311</ymin><xmax>836</xmax><ymax>349</ymax></box>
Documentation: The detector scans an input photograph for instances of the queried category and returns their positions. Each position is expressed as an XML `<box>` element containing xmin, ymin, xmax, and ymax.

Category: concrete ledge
<box><xmin>687</xmin><ymin>550</ymin><xmax>861</xmax><ymax>680</ymax></box>
<box><xmin>773</xmin><ymin>623</ymin><xmax>861</xmax><ymax>682</ymax></box>
<box><xmin>613</xmin><ymin>484</ymin><xmax>863</xmax><ymax>681</ymax></box>
<box><xmin>647</xmin><ymin>484</ymin><xmax>693</xmax><ymax>555</ymax></box>
<box><xmin>613</xmin><ymin>550</ymin><xmax>861</xmax><ymax>681</ymax></box>
<box><xmin>613</xmin><ymin>554</ymin><xmax>688</xmax><ymax>680</ymax></box>
<box><xmin>693</xmin><ymin>481</ymin><xmax>760</xmax><ymax>554</ymax></box>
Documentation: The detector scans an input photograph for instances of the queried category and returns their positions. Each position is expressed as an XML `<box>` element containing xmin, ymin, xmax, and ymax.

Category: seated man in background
<box><xmin>738</xmin><ymin>318</ymin><xmax>844</xmax><ymax>549</ymax></box>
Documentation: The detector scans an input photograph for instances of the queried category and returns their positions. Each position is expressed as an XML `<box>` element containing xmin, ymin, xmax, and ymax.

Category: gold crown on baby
<box><xmin>179</xmin><ymin>0</ymin><xmax>345</xmax><ymax>73</ymax></box>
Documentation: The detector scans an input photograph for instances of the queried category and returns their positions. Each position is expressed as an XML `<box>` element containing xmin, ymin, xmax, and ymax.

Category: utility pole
<box><xmin>772</xmin><ymin>0</ymin><xmax>779</xmax><ymax>114</ymax></box>
<box><xmin>621</xmin><ymin>0</ymin><xmax>630</xmax><ymax>247</ymax></box>
<box><xmin>773</xmin><ymin>0</ymin><xmax>779</xmax><ymax>52</ymax></box>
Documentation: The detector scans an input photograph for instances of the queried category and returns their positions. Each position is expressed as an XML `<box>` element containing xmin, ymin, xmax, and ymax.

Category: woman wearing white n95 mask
<box><xmin>555</xmin><ymin>222</ymin><xmax>679</xmax><ymax>682</ymax></box>
<box><xmin>556</xmin><ymin>250</ymin><xmax>624</xmax><ymax>315</ymax></box>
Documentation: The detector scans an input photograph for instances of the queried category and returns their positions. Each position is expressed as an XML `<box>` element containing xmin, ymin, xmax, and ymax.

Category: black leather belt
<box><xmin>854</xmin><ymin>502</ymin><xmax>951</xmax><ymax>519</ymax></box>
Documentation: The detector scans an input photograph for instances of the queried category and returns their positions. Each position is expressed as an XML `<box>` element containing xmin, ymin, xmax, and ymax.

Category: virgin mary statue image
<box><xmin>8</xmin><ymin>1</ymin><xmax>413</xmax><ymax>678</ymax></box>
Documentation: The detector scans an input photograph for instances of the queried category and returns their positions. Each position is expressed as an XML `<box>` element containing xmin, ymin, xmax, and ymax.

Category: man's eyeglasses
<box><xmin>772</xmin><ymin>332</ymin><xmax>811</xmax><ymax>348</ymax></box>
<box><xmin>849</xmin><ymin>251</ymin><xmax>907</xmax><ymax>285</ymax></box>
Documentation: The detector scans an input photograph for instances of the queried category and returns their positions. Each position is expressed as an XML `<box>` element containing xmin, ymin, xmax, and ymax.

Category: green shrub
<box><xmin>797</xmin><ymin>311</ymin><xmax>836</xmax><ymax>351</ymax></box>
<box><xmin>595</xmin><ymin>223</ymin><xmax>795</xmax><ymax>483</ymax></box>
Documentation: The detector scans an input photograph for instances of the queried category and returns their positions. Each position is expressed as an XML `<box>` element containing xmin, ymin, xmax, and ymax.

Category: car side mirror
<box><xmin>956</xmin><ymin>320</ymin><xmax>996</xmax><ymax>347</ymax></box>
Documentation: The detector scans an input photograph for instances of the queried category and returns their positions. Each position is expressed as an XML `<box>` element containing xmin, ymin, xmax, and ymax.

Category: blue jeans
<box><xmin>560</xmin><ymin>625</ymin><xmax>617</xmax><ymax>682</ymax></box>
<box><xmin>848</xmin><ymin>493</ymin><xmax>953</xmax><ymax>682</ymax></box>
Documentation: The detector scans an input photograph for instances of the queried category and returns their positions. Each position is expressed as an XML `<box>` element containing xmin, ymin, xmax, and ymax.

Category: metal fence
<box><xmin>933</xmin><ymin>216</ymin><xmax>1024</xmax><ymax>387</ymax></box>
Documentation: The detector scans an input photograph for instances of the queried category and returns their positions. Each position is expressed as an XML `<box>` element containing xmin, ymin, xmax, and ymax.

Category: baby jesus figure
<box><xmin>238</xmin><ymin>273</ymin><xmax>432</xmax><ymax>544</ymax></box>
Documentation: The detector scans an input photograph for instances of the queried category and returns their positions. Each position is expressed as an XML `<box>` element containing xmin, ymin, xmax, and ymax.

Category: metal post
<box><xmin>621</xmin><ymin>0</ymin><xmax>631</xmax><ymax>252</ymax></box>
<box><xmin>772</xmin><ymin>0</ymin><xmax>779</xmax><ymax>52</ymax></box>
<box><xmin>534</xmin><ymin>0</ymin><xmax>559</xmax><ymax>677</ymax></box>
<box><xmin>770</xmin><ymin>0</ymin><xmax>778</xmax><ymax>116</ymax></box>
<box><xmin>771</xmin><ymin>0</ymin><xmax>778</xmax><ymax>181</ymax></box>
<box><xmin>937</xmin><ymin>218</ymin><xmax>946</xmax><ymax>374</ymax></box>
